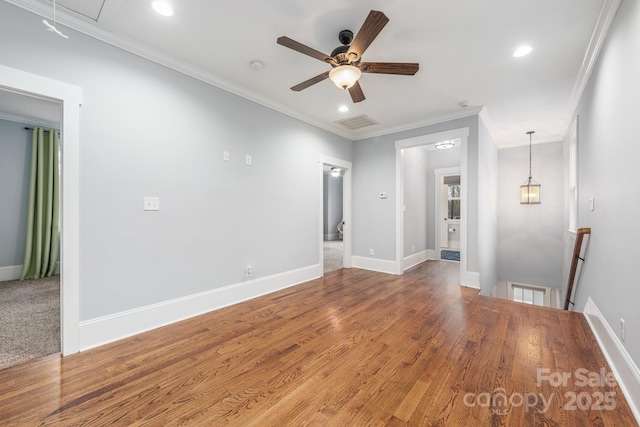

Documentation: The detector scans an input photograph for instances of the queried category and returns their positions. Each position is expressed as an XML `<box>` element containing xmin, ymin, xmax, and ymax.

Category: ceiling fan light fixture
<box><xmin>329</xmin><ymin>65</ymin><xmax>361</xmax><ymax>90</ymax></box>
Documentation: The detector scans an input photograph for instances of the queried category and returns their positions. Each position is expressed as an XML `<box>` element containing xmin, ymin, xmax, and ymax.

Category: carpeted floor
<box><xmin>0</xmin><ymin>275</ymin><xmax>60</xmax><ymax>370</ymax></box>
<box><xmin>323</xmin><ymin>240</ymin><xmax>343</xmax><ymax>274</ymax></box>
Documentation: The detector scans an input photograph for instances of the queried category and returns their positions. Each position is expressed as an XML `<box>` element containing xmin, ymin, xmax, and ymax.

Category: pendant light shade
<box><xmin>520</xmin><ymin>131</ymin><xmax>541</xmax><ymax>204</ymax></box>
<box><xmin>329</xmin><ymin>65</ymin><xmax>362</xmax><ymax>89</ymax></box>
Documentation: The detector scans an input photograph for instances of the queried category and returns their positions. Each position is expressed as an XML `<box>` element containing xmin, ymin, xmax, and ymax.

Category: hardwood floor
<box><xmin>0</xmin><ymin>261</ymin><xmax>636</xmax><ymax>426</ymax></box>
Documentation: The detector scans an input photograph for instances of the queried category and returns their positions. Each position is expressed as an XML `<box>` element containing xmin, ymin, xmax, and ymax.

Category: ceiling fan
<box><xmin>277</xmin><ymin>10</ymin><xmax>419</xmax><ymax>103</ymax></box>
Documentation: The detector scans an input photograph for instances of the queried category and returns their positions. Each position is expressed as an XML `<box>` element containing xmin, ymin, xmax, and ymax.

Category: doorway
<box><xmin>395</xmin><ymin>127</ymin><xmax>469</xmax><ymax>284</ymax></box>
<box><xmin>319</xmin><ymin>155</ymin><xmax>352</xmax><ymax>275</ymax></box>
<box><xmin>0</xmin><ymin>98</ymin><xmax>61</xmax><ymax>368</ymax></box>
<box><xmin>435</xmin><ymin>169</ymin><xmax>461</xmax><ymax>261</ymax></box>
<box><xmin>1</xmin><ymin>64</ymin><xmax>82</xmax><ymax>355</ymax></box>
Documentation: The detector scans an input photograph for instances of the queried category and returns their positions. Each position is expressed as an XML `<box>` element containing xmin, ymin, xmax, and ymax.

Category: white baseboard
<box><xmin>426</xmin><ymin>249</ymin><xmax>437</xmax><ymax>260</ymax></box>
<box><xmin>352</xmin><ymin>256</ymin><xmax>397</xmax><ymax>275</ymax></box>
<box><xmin>79</xmin><ymin>264</ymin><xmax>322</xmax><ymax>351</ymax></box>
<box><xmin>403</xmin><ymin>250</ymin><xmax>428</xmax><ymax>271</ymax></box>
<box><xmin>464</xmin><ymin>271</ymin><xmax>480</xmax><ymax>289</ymax></box>
<box><xmin>0</xmin><ymin>265</ymin><xmax>22</xmax><ymax>281</ymax></box>
<box><xmin>583</xmin><ymin>297</ymin><xmax>640</xmax><ymax>424</ymax></box>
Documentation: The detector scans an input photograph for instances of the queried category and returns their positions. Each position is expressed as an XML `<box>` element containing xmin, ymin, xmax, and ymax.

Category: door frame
<box><xmin>395</xmin><ymin>127</ymin><xmax>468</xmax><ymax>284</ymax></box>
<box><xmin>319</xmin><ymin>155</ymin><xmax>352</xmax><ymax>273</ymax></box>
<box><xmin>0</xmin><ymin>64</ymin><xmax>82</xmax><ymax>355</ymax></box>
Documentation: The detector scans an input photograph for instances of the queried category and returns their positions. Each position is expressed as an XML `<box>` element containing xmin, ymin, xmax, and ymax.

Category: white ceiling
<box><xmin>4</xmin><ymin>0</ymin><xmax>611</xmax><ymax>147</ymax></box>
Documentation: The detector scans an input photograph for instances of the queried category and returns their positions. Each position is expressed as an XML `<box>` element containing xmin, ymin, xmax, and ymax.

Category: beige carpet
<box><xmin>0</xmin><ymin>275</ymin><xmax>60</xmax><ymax>370</ymax></box>
<box><xmin>323</xmin><ymin>240</ymin><xmax>343</xmax><ymax>274</ymax></box>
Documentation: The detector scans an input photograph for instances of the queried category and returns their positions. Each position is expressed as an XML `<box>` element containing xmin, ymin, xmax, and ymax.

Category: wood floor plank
<box><xmin>0</xmin><ymin>261</ymin><xmax>636</xmax><ymax>426</ymax></box>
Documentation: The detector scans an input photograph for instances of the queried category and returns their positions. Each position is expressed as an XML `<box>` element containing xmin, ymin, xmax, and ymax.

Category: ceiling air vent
<box><xmin>334</xmin><ymin>114</ymin><xmax>379</xmax><ymax>130</ymax></box>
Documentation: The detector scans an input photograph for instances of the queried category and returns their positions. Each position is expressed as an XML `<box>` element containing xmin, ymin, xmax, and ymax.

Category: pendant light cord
<box><xmin>527</xmin><ymin>131</ymin><xmax>534</xmax><ymax>181</ymax></box>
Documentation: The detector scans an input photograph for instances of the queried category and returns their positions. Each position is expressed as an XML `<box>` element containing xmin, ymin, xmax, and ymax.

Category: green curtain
<box><xmin>20</xmin><ymin>127</ymin><xmax>60</xmax><ymax>280</ymax></box>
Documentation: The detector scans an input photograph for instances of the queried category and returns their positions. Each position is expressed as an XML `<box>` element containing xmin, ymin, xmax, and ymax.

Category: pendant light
<box><xmin>520</xmin><ymin>131</ymin><xmax>541</xmax><ymax>204</ymax></box>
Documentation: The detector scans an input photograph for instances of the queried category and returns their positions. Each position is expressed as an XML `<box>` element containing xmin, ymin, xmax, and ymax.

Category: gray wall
<box><xmin>0</xmin><ymin>3</ymin><xmax>353</xmax><ymax>320</ymax></box>
<box><xmin>477</xmin><ymin>117</ymin><xmax>498</xmax><ymax>294</ymax></box>
<box><xmin>569</xmin><ymin>0</ymin><xmax>640</xmax><ymax>364</ymax></box>
<box><xmin>323</xmin><ymin>174</ymin><xmax>343</xmax><ymax>238</ymax></box>
<box><xmin>0</xmin><ymin>119</ymin><xmax>31</xmax><ymax>268</ymax></box>
<box><xmin>353</xmin><ymin>115</ymin><xmax>480</xmax><ymax>272</ymax></box>
<box><xmin>403</xmin><ymin>146</ymin><xmax>428</xmax><ymax>255</ymax></box>
<box><xmin>497</xmin><ymin>141</ymin><xmax>564</xmax><ymax>288</ymax></box>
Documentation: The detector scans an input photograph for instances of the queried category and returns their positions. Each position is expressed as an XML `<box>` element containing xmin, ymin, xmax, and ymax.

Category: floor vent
<box><xmin>334</xmin><ymin>114</ymin><xmax>379</xmax><ymax>130</ymax></box>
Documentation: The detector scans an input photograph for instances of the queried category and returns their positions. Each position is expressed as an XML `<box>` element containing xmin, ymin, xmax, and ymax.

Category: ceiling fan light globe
<box><xmin>329</xmin><ymin>65</ymin><xmax>361</xmax><ymax>90</ymax></box>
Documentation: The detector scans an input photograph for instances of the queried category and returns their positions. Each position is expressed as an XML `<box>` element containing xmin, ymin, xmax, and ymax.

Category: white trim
<box><xmin>426</xmin><ymin>249</ymin><xmax>437</xmax><ymax>260</ymax></box>
<box><xmin>403</xmin><ymin>250</ymin><xmax>428</xmax><ymax>271</ymax></box>
<box><xmin>354</xmin><ymin>106</ymin><xmax>483</xmax><ymax>141</ymax></box>
<box><xmin>395</xmin><ymin>127</ymin><xmax>469</xmax><ymax>283</ymax></box>
<box><xmin>0</xmin><ymin>2</ymin><xmax>490</xmax><ymax>143</ymax></box>
<box><xmin>352</xmin><ymin>256</ymin><xmax>397</xmax><ymax>275</ymax></box>
<box><xmin>465</xmin><ymin>272</ymin><xmax>480</xmax><ymax>289</ymax></box>
<box><xmin>0</xmin><ymin>64</ymin><xmax>82</xmax><ymax>356</ymax></box>
<box><xmin>583</xmin><ymin>297</ymin><xmax>640</xmax><ymax>424</ymax></box>
<box><xmin>319</xmin><ymin>156</ymin><xmax>353</xmax><ymax>273</ymax></box>
<box><xmin>0</xmin><ymin>265</ymin><xmax>23</xmax><ymax>282</ymax></box>
<box><xmin>0</xmin><ymin>111</ymin><xmax>59</xmax><ymax>129</ymax></box>
<box><xmin>79</xmin><ymin>264</ymin><xmax>322</xmax><ymax>351</ymax></box>
<box><xmin>568</xmin><ymin>0</ymin><xmax>623</xmax><ymax>119</ymax></box>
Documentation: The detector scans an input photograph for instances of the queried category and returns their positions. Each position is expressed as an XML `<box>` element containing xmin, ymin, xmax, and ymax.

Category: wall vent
<box><xmin>334</xmin><ymin>114</ymin><xmax>379</xmax><ymax>130</ymax></box>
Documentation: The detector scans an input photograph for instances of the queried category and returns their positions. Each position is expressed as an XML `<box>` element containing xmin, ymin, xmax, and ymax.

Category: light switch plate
<box><xmin>245</xmin><ymin>155</ymin><xmax>252</xmax><ymax>166</ymax></box>
<box><xmin>144</xmin><ymin>197</ymin><xmax>160</xmax><ymax>211</ymax></box>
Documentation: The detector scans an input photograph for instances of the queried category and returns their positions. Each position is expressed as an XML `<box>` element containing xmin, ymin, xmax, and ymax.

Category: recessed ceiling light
<box><xmin>338</xmin><ymin>105</ymin><xmax>349</xmax><ymax>113</ymax></box>
<box><xmin>152</xmin><ymin>1</ymin><xmax>174</xmax><ymax>17</ymax></box>
<box><xmin>513</xmin><ymin>45</ymin><xmax>532</xmax><ymax>57</ymax></box>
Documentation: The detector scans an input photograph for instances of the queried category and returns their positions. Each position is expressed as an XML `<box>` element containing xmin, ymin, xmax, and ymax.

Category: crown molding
<box><xmin>4</xmin><ymin>0</ymin><xmax>356</xmax><ymax>140</ymax></box>
<box><xmin>568</xmin><ymin>0</ymin><xmax>622</xmax><ymax>119</ymax></box>
<box><xmin>0</xmin><ymin>111</ymin><xmax>59</xmax><ymax>129</ymax></box>
<box><xmin>352</xmin><ymin>105</ymin><xmax>484</xmax><ymax>140</ymax></box>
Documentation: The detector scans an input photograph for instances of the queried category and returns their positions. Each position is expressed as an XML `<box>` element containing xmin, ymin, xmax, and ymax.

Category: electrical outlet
<box><xmin>245</xmin><ymin>155</ymin><xmax>252</xmax><ymax>166</ymax></box>
<box><xmin>246</xmin><ymin>265</ymin><xmax>254</xmax><ymax>277</ymax></box>
<box><xmin>412</xmin><ymin>245</ymin><xmax>415</xmax><ymax>253</ymax></box>
<box><xmin>620</xmin><ymin>318</ymin><xmax>626</xmax><ymax>342</ymax></box>
<box><xmin>223</xmin><ymin>151</ymin><xmax>230</xmax><ymax>161</ymax></box>
<box><xmin>369</xmin><ymin>248</ymin><xmax>374</xmax><ymax>256</ymax></box>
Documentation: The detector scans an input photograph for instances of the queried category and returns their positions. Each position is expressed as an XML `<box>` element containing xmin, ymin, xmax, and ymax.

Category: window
<box><xmin>448</xmin><ymin>184</ymin><xmax>460</xmax><ymax>219</ymax></box>
<box><xmin>508</xmin><ymin>282</ymin><xmax>551</xmax><ymax>307</ymax></box>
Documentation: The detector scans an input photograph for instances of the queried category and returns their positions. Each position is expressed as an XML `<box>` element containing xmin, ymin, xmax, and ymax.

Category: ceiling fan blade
<box><xmin>348</xmin><ymin>81</ymin><xmax>365</xmax><ymax>103</ymax></box>
<box><xmin>291</xmin><ymin>70</ymin><xmax>331</xmax><ymax>91</ymax></box>
<box><xmin>277</xmin><ymin>36</ymin><xmax>332</xmax><ymax>63</ymax></box>
<box><xmin>360</xmin><ymin>62</ymin><xmax>419</xmax><ymax>75</ymax></box>
<box><xmin>347</xmin><ymin>10</ymin><xmax>389</xmax><ymax>59</ymax></box>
